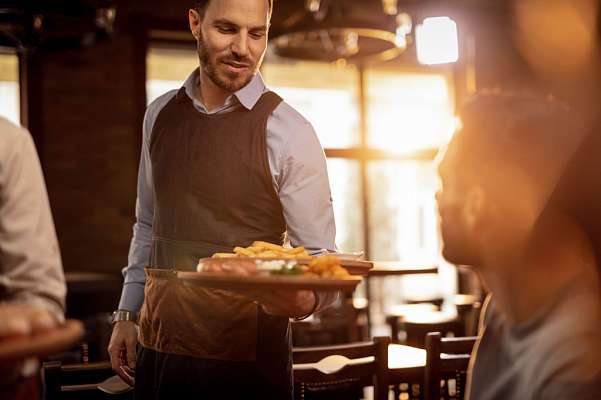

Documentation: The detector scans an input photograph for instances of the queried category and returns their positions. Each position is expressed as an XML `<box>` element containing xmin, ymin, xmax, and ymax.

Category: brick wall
<box><xmin>25</xmin><ymin>32</ymin><xmax>146</xmax><ymax>274</ymax></box>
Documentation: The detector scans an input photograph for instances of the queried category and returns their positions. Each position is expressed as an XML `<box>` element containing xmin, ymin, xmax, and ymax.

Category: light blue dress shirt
<box><xmin>118</xmin><ymin>69</ymin><xmax>337</xmax><ymax>312</ymax></box>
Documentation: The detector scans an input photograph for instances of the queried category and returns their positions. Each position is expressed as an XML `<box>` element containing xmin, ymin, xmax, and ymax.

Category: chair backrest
<box><xmin>292</xmin><ymin>336</ymin><xmax>390</xmax><ymax>400</ymax></box>
<box><xmin>42</xmin><ymin>361</ymin><xmax>132</xmax><ymax>400</ymax></box>
<box><xmin>424</xmin><ymin>332</ymin><xmax>477</xmax><ymax>400</ymax></box>
<box><xmin>404</xmin><ymin>316</ymin><xmax>465</xmax><ymax>348</ymax></box>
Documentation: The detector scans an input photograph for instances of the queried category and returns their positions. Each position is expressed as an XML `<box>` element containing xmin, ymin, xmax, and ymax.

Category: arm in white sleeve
<box><xmin>0</xmin><ymin>119</ymin><xmax>66</xmax><ymax>323</ymax></box>
<box><xmin>267</xmin><ymin>102</ymin><xmax>337</xmax><ymax>253</ymax></box>
<box><xmin>267</xmin><ymin>102</ymin><xmax>338</xmax><ymax>313</ymax></box>
<box><xmin>117</xmin><ymin>92</ymin><xmax>177</xmax><ymax>313</ymax></box>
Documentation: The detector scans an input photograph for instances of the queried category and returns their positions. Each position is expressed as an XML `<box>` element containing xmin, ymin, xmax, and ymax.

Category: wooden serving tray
<box><xmin>198</xmin><ymin>257</ymin><xmax>374</xmax><ymax>276</ymax></box>
<box><xmin>177</xmin><ymin>271</ymin><xmax>362</xmax><ymax>292</ymax></box>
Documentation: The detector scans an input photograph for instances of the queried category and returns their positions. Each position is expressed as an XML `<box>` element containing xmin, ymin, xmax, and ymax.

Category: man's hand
<box><xmin>107</xmin><ymin>321</ymin><xmax>137</xmax><ymax>386</ymax></box>
<box><xmin>202</xmin><ymin>259</ymin><xmax>318</xmax><ymax>317</ymax></box>
<box><xmin>0</xmin><ymin>304</ymin><xmax>58</xmax><ymax>339</ymax></box>
<box><xmin>253</xmin><ymin>290</ymin><xmax>317</xmax><ymax>318</ymax></box>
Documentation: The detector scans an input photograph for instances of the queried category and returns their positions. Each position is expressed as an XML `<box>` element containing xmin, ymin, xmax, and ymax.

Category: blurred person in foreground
<box><xmin>0</xmin><ymin>117</ymin><xmax>66</xmax><ymax>399</ymax></box>
<box><xmin>436</xmin><ymin>92</ymin><xmax>601</xmax><ymax>399</ymax></box>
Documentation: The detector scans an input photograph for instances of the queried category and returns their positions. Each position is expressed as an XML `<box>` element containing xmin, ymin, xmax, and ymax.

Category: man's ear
<box><xmin>189</xmin><ymin>9</ymin><xmax>202</xmax><ymax>40</ymax></box>
<box><xmin>462</xmin><ymin>185</ymin><xmax>486</xmax><ymax>232</ymax></box>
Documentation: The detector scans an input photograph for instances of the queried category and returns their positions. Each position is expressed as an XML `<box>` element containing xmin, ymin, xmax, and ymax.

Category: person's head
<box><xmin>436</xmin><ymin>91</ymin><xmax>577</xmax><ymax>267</ymax></box>
<box><xmin>188</xmin><ymin>0</ymin><xmax>273</xmax><ymax>93</ymax></box>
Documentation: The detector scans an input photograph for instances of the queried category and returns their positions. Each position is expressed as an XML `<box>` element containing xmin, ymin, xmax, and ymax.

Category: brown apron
<box><xmin>137</xmin><ymin>87</ymin><xmax>289</xmax><ymax>366</ymax></box>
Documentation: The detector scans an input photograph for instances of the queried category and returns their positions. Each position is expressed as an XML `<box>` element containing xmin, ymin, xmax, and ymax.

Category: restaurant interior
<box><xmin>1</xmin><ymin>0</ymin><xmax>600</xmax><ymax>399</ymax></box>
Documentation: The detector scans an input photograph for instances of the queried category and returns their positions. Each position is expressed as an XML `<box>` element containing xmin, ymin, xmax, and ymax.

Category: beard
<box><xmin>197</xmin><ymin>34</ymin><xmax>260</xmax><ymax>93</ymax></box>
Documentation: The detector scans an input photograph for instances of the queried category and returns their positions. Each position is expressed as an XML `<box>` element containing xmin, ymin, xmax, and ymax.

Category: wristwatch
<box><xmin>111</xmin><ymin>309</ymin><xmax>138</xmax><ymax>324</ymax></box>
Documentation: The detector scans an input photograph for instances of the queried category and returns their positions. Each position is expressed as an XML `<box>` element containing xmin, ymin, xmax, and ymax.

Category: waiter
<box><xmin>107</xmin><ymin>0</ymin><xmax>337</xmax><ymax>398</ymax></box>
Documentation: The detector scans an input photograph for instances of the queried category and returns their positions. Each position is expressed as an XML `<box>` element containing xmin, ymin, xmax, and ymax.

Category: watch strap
<box><xmin>111</xmin><ymin>309</ymin><xmax>138</xmax><ymax>324</ymax></box>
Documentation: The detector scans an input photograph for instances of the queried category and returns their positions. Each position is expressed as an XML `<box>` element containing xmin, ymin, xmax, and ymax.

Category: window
<box><xmin>262</xmin><ymin>60</ymin><xmax>360</xmax><ymax>149</ymax></box>
<box><xmin>364</xmin><ymin>68</ymin><xmax>455</xmax><ymax>261</ymax></box>
<box><xmin>262</xmin><ymin>59</ymin><xmax>457</xmax><ymax>331</ymax></box>
<box><xmin>0</xmin><ymin>52</ymin><xmax>20</xmax><ymax>125</ymax></box>
<box><xmin>262</xmin><ymin>60</ymin><xmax>364</xmax><ymax>252</ymax></box>
<box><xmin>146</xmin><ymin>47</ymin><xmax>198</xmax><ymax>105</ymax></box>
<box><xmin>263</xmin><ymin>61</ymin><xmax>455</xmax><ymax>263</ymax></box>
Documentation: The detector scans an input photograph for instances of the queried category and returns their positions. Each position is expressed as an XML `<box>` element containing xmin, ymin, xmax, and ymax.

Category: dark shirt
<box><xmin>467</xmin><ymin>280</ymin><xmax>601</xmax><ymax>400</ymax></box>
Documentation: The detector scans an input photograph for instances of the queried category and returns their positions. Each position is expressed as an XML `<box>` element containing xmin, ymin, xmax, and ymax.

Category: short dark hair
<box><xmin>194</xmin><ymin>0</ymin><xmax>274</xmax><ymax>19</ymax></box>
<box><xmin>451</xmin><ymin>90</ymin><xmax>576</xmax><ymax>195</ymax></box>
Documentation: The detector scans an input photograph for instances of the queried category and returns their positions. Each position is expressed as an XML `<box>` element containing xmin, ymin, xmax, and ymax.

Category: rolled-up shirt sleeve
<box><xmin>0</xmin><ymin>120</ymin><xmax>66</xmax><ymax>323</ymax></box>
<box><xmin>267</xmin><ymin>102</ymin><xmax>337</xmax><ymax>254</ymax></box>
<box><xmin>267</xmin><ymin>102</ymin><xmax>338</xmax><ymax>313</ymax></box>
<box><xmin>118</xmin><ymin>92</ymin><xmax>176</xmax><ymax>313</ymax></box>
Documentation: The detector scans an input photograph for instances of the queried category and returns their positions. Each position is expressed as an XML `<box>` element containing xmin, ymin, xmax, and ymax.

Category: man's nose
<box><xmin>231</xmin><ymin>32</ymin><xmax>250</xmax><ymax>58</ymax></box>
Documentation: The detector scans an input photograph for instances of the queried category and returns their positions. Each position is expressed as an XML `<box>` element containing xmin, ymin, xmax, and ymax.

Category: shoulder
<box><xmin>0</xmin><ymin>117</ymin><xmax>34</xmax><ymax>159</ymax></box>
<box><xmin>269</xmin><ymin>98</ymin><xmax>321</xmax><ymax>148</ymax></box>
<box><xmin>0</xmin><ymin>117</ymin><xmax>28</xmax><ymax>142</ymax></box>
<box><xmin>143</xmin><ymin>89</ymin><xmax>179</xmax><ymax>141</ymax></box>
<box><xmin>146</xmin><ymin>90</ymin><xmax>179</xmax><ymax>120</ymax></box>
<box><xmin>533</xmin><ymin>289</ymin><xmax>601</xmax><ymax>384</ymax></box>
<box><xmin>271</xmin><ymin>99</ymin><xmax>312</xmax><ymax>127</ymax></box>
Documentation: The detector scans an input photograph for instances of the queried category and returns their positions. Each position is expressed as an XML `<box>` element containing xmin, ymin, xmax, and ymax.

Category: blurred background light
<box><xmin>395</xmin><ymin>12</ymin><xmax>412</xmax><ymax>49</ymax></box>
<box><xmin>416</xmin><ymin>17</ymin><xmax>459</xmax><ymax>65</ymax></box>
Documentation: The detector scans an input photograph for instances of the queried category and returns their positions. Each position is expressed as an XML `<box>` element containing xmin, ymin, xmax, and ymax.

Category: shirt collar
<box><xmin>183</xmin><ymin>68</ymin><xmax>267</xmax><ymax>111</ymax></box>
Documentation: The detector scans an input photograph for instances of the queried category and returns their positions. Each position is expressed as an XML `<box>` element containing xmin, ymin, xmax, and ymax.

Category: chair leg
<box><xmin>42</xmin><ymin>361</ymin><xmax>62</xmax><ymax>400</ymax></box>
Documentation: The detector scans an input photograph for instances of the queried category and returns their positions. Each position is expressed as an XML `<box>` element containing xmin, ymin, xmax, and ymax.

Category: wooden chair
<box><xmin>424</xmin><ymin>332</ymin><xmax>477</xmax><ymax>400</ymax></box>
<box><xmin>292</xmin><ymin>298</ymin><xmax>360</xmax><ymax>346</ymax></box>
<box><xmin>385</xmin><ymin>303</ymin><xmax>439</xmax><ymax>343</ymax></box>
<box><xmin>404</xmin><ymin>312</ymin><xmax>465</xmax><ymax>348</ymax></box>
<box><xmin>452</xmin><ymin>294</ymin><xmax>483</xmax><ymax>337</ymax></box>
<box><xmin>292</xmin><ymin>336</ymin><xmax>390</xmax><ymax>400</ymax></box>
<box><xmin>42</xmin><ymin>361</ymin><xmax>133</xmax><ymax>400</ymax></box>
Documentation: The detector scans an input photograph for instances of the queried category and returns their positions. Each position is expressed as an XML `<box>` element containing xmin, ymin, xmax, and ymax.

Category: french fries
<box><xmin>305</xmin><ymin>255</ymin><xmax>350</xmax><ymax>278</ymax></box>
<box><xmin>212</xmin><ymin>241</ymin><xmax>312</xmax><ymax>259</ymax></box>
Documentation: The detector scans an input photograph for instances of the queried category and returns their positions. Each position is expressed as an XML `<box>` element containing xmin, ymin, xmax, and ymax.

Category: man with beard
<box><xmin>107</xmin><ymin>0</ymin><xmax>336</xmax><ymax>398</ymax></box>
<box><xmin>436</xmin><ymin>92</ymin><xmax>601</xmax><ymax>399</ymax></box>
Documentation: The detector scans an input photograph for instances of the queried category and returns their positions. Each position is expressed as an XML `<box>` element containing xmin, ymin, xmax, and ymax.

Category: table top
<box><xmin>388</xmin><ymin>344</ymin><xmax>426</xmax><ymax>369</ymax></box>
<box><xmin>368</xmin><ymin>262</ymin><xmax>438</xmax><ymax>277</ymax></box>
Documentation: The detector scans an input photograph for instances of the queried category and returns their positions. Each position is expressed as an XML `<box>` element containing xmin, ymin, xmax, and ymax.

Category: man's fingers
<box><xmin>0</xmin><ymin>315</ymin><xmax>30</xmax><ymax>338</ymax></box>
<box><xmin>0</xmin><ymin>305</ymin><xmax>58</xmax><ymax>338</ymax></box>
<box><xmin>120</xmin><ymin>366</ymin><xmax>135</xmax><ymax>386</ymax></box>
<box><xmin>125</xmin><ymin>341</ymin><xmax>137</xmax><ymax>369</ymax></box>
<box><xmin>28</xmin><ymin>309</ymin><xmax>57</xmax><ymax>334</ymax></box>
<box><xmin>108</xmin><ymin>345</ymin><xmax>123</xmax><ymax>372</ymax></box>
<box><xmin>118</xmin><ymin>366</ymin><xmax>135</xmax><ymax>386</ymax></box>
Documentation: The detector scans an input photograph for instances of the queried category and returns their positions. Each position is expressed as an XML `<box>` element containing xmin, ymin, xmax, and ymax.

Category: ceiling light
<box><xmin>416</xmin><ymin>17</ymin><xmax>459</xmax><ymax>65</ymax></box>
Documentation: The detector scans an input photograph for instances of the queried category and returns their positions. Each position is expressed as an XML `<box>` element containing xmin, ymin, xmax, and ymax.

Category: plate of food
<box><xmin>207</xmin><ymin>241</ymin><xmax>373</xmax><ymax>276</ymax></box>
<box><xmin>176</xmin><ymin>251</ymin><xmax>362</xmax><ymax>292</ymax></box>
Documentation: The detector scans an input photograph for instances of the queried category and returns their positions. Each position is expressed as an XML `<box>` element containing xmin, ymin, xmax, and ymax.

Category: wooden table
<box><xmin>368</xmin><ymin>262</ymin><xmax>438</xmax><ymax>277</ymax></box>
<box><xmin>364</xmin><ymin>262</ymin><xmax>439</xmax><ymax>336</ymax></box>
<box><xmin>387</xmin><ymin>344</ymin><xmax>426</xmax><ymax>383</ymax></box>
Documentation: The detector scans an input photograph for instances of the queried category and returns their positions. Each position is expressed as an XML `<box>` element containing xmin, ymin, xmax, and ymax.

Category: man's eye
<box><xmin>218</xmin><ymin>27</ymin><xmax>236</xmax><ymax>34</ymax></box>
<box><xmin>250</xmin><ymin>32</ymin><xmax>265</xmax><ymax>39</ymax></box>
